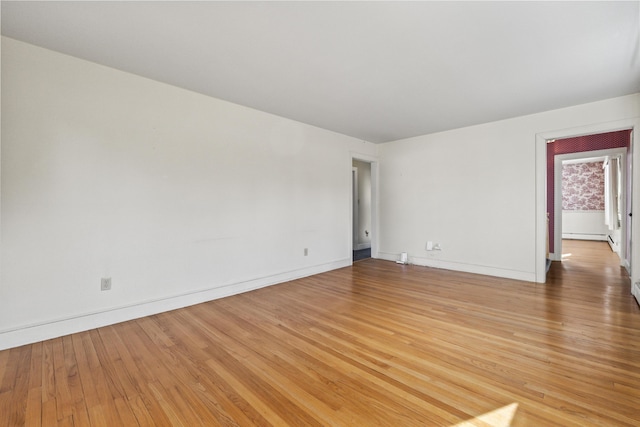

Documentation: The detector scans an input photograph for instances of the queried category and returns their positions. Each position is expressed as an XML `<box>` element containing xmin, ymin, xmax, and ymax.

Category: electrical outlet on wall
<box><xmin>101</xmin><ymin>277</ymin><xmax>112</xmax><ymax>291</ymax></box>
<box><xmin>426</xmin><ymin>241</ymin><xmax>433</xmax><ymax>251</ymax></box>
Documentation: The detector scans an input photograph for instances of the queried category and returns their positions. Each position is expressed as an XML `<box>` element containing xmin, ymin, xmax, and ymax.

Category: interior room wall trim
<box><xmin>376</xmin><ymin>251</ymin><xmax>536</xmax><ymax>282</ymax></box>
<box><xmin>0</xmin><ymin>258</ymin><xmax>351</xmax><ymax>351</ymax></box>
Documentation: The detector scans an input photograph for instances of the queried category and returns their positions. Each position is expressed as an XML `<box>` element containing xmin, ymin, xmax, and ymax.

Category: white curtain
<box><xmin>604</xmin><ymin>157</ymin><xmax>620</xmax><ymax>230</ymax></box>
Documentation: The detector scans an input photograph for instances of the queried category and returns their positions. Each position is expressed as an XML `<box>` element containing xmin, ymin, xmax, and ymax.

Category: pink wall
<box><xmin>547</xmin><ymin>129</ymin><xmax>631</xmax><ymax>254</ymax></box>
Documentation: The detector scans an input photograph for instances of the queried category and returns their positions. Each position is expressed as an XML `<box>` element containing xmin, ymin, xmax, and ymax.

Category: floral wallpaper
<box><xmin>562</xmin><ymin>162</ymin><xmax>604</xmax><ymax>210</ymax></box>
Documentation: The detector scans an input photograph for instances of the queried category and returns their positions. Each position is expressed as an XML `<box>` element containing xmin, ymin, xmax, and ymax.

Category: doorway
<box><xmin>536</xmin><ymin>122</ymin><xmax>638</xmax><ymax>284</ymax></box>
<box><xmin>555</xmin><ymin>148</ymin><xmax>628</xmax><ymax>269</ymax></box>
<box><xmin>547</xmin><ymin>130</ymin><xmax>632</xmax><ymax>277</ymax></box>
<box><xmin>351</xmin><ymin>155</ymin><xmax>378</xmax><ymax>263</ymax></box>
<box><xmin>352</xmin><ymin>160</ymin><xmax>372</xmax><ymax>261</ymax></box>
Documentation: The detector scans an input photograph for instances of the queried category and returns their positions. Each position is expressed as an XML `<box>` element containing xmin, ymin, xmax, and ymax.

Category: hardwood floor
<box><xmin>1</xmin><ymin>240</ymin><xmax>639</xmax><ymax>426</ymax></box>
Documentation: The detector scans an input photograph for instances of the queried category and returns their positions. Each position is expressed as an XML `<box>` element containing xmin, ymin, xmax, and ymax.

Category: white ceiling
<box><xmin>2</xmin><ymin>1</ymin><xmax>639</xmax><ymax>143</ymax></box>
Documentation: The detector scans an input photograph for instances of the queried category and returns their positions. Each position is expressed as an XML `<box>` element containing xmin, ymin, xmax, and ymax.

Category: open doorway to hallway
<box><xmin>352</xmin><ymin>159</ymin><xmax>372</xmax><ymax>261</ymax></box>
<box><xmin>561</xmin><ymin>155</ymin><xmax>624</xmax><ymax>259</ymax></box>
<box><xmin>547</xmin><ymin>130</ymin><xmax>632</xmax><ymax>277</ymax></box>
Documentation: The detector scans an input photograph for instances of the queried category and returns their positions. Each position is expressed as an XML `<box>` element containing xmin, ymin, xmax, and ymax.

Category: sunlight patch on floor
<box><xmin>451</xmin><ymin>403</ymin><xmax>519</xmax><ymax>427</ymax></box>
<box><xmin>562</xmin><ymin>252</ymin><xmax>572</xmax><ymax>259</ymax></box>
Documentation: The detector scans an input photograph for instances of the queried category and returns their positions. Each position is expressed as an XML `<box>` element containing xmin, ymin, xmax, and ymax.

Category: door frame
<box><xmin>352</xmin><ymin>167</ymin><xmax>359</xmax><ymax>250</ymax></box>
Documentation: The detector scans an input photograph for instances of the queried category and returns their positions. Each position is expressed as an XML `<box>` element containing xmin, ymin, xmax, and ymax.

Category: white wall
<box><xmin>0</xmin><ymin>37</ymin><xmax>378</xmax><ymax>349</ymax></box>
<box><xmin>561</xmin><ymin>211</ymin><xmax>609</xmax><ymax>241</ymax></box>
<box><xmin>379</xmin><ymin>94</ymin><xmax>639</xmax><ymax>282</ymax></box>
<box><xmin>352</xmin><ymin>160</ymin><xmax>371</xmax><ymax>248</ymax></box>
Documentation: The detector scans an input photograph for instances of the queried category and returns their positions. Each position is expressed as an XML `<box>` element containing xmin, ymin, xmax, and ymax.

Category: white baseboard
<box><xmin>561</xmin><ymin>233</ymin><xmax>607</xmax><ymax>241</ymax></box>
<box><xmin>376</xmin><ymin>252</ymin><xmax>536</xmax><ymax>282</ymax></box>
<box><xmin>0</xmin><ymin>258</ymin><xmax>351</xmax><ymax>351</ymax></box>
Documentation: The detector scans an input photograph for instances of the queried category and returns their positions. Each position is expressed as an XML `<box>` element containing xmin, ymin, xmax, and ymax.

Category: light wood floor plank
<box><xmin>1</xmin><ymin>240</ymin><xmax>639</xmax><ymax>426</ymax></box>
